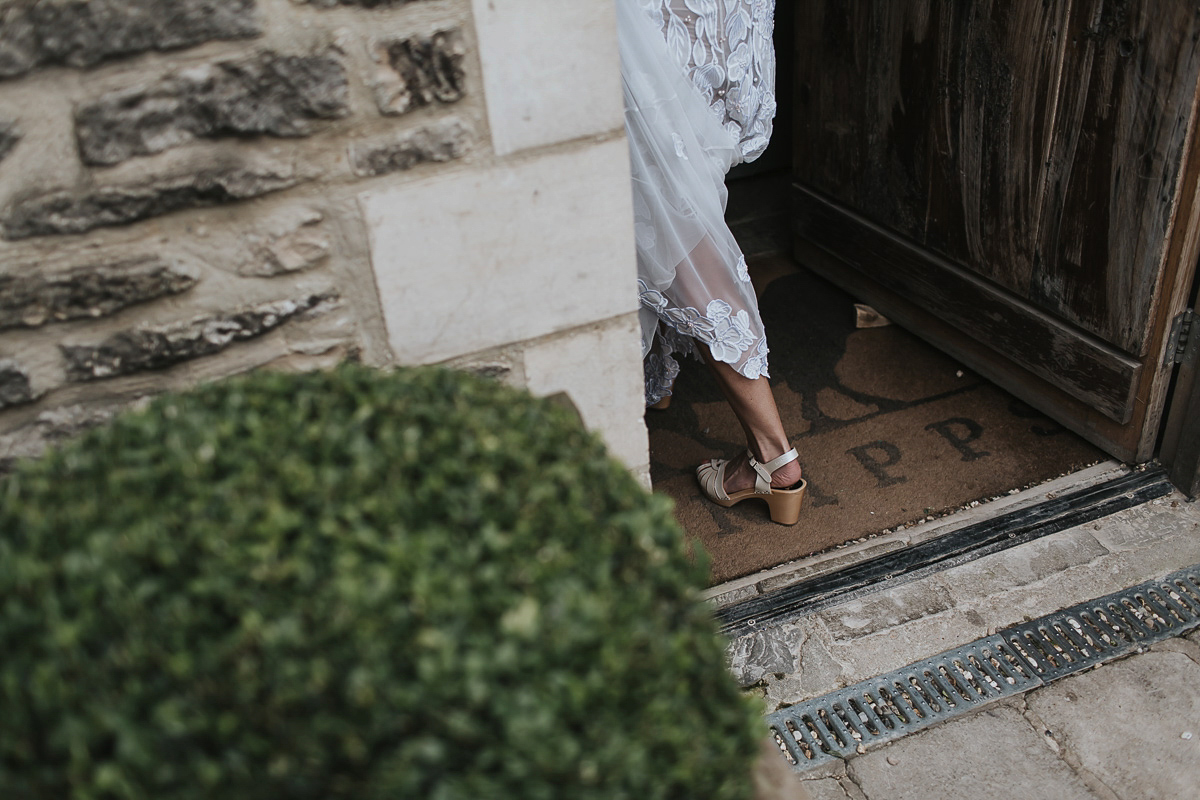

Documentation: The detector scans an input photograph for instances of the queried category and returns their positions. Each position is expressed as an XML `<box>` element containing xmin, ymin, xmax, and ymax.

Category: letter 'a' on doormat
<box><xmin>646</xmin><ymin>255</ymin><xmax>1105</xmax><ymax>585</ymax></box>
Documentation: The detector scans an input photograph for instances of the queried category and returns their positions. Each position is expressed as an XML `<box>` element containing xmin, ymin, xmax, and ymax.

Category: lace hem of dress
<box><xmin>639</xmin><ymin>278</ymin><xmax>770</xmax><ymax>382</ymax></box>
<box><xmin>644</xmin><ymin>348</ymin><xmax>681</xmax><ymax>406</ymax></box>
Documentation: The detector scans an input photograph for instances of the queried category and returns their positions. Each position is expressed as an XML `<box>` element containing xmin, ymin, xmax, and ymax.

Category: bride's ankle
<box><xmin>750</xmin><ymin>438</ymin><xmax>794</xmax><ymax>464</ymax></box>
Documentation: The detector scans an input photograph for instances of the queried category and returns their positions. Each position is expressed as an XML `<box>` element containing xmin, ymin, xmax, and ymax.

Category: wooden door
<box><xmin>790</xmin><ymin>0</ymin><xmax>1200</xmax><ymax>462</ymax></box>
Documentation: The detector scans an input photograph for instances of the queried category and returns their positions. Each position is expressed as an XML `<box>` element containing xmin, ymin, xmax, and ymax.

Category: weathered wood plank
<box><xmin>792</xmin><ymin>0</ymin><xmax>1200</xmax><ymax>355</ymax></box>
<box><xmin>793</xmin><ymin>233</ymin><xmax>1142</xmax><ymax>462</ymax></box>
<box><xmin>793</xmin><ymin>1</ymin><xmax>1067</xmax><ymax>292</ymax></box>
<box><xmin>1036</xmin><ymin>0</ymin><xmax>1200</xmax><ymax>356</ymax></box>
<box><xmin>794</xmin><ymin>185</ymin><xmax>1142</xmax><ymax>423</ymax></box>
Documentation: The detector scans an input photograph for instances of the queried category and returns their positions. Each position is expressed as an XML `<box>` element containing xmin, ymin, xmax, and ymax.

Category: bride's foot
<box><xmin>696</xmin><ymin>447</ymin><xmax>807</xmax><ymax>525</ymax></box>
<box><xmin>719</xmin><ymin>449</ymin><xmax>802</xmax><ymax>494</ymax></box>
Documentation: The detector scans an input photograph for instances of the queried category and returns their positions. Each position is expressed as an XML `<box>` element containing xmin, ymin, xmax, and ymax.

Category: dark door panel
<box><xmin>792</xmin><ymin>0</ymin><xmax>1200</xmax><ymax>461</ymax></box>
<box><xmin>795</xmin><ymin>187</ymin><xmax>1142</xmax><ymax>423</ymax></box>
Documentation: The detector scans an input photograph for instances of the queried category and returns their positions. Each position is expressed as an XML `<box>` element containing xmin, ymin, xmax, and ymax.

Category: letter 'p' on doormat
<box><xmin>646</xmin><ymin>262</ymin><xmax>1104</xmax><ymax>585</ymax></box>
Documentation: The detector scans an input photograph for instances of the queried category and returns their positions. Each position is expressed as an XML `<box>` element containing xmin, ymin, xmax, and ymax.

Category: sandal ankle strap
<box><xmin>747</xmin><ymin>447</ymin><xmax>799</xmax><ymax>494</ymax></box>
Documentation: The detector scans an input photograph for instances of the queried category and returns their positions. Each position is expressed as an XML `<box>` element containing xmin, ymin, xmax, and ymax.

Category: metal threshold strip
<box><xmin>717</xmin><ymin>466</ymin><xmax>1175</xmax><ymax>636</ymax></box>
<box><xmin>768</xmin><ymin>564</ymin><xmax>1200</xmax><ymax>772</ymax></box>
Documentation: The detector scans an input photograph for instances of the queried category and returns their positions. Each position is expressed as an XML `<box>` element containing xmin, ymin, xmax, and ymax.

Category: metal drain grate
<box><xmin>1002</xmin><ymin>567</ymin><xmax>1200</xmax><ymax>681</ymax></box>
<box><xmin>767</xmin><ymin>564</ymin><xmax>1200</xmax><ymax>771</ymax></box>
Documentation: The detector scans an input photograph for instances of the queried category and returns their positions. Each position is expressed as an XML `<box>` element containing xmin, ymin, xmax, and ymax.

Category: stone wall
<box><xmin>0</xmin><ymin>0</ymin><xmax>648</xmax><ymax>481</ymax></box>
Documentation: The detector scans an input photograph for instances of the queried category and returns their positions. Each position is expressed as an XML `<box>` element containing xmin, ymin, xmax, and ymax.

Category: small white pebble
<box><xmin>856</xmin><ymin>744</ymin><xmax>867</xmax><ymax>755</ymax></box>
<box><xmin>1184</xmin><ymin>732</ymin><xmax>1194</xmax><ymax>741</ymax></box>
<box><xmin>887</xmin><ymin>756</ymin><xmax>899</xmax><ymax>766</ymax></box>
<box><xmin>956</xmin><ymin>370</ymin><xmax>964</xmax><ymax>378</ymax></box>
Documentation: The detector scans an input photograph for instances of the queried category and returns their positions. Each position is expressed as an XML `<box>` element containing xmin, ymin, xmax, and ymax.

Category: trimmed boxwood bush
<box><xmin>0</xmin><ymin>365</ymin><xmax>761</xmax><ymax>799</ymax></box>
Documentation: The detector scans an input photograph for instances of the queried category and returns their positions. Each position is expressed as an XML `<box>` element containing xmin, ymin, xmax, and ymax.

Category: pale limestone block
<box><xmin>360</xmin><ymin>137</ymin><xmax>638</xmax><ymax>364</ymax></box>
<box><xmin>521</xmin><ymin>313</ymin><xmax>649</xmax><ymax>478</ymax></box>
<box><xmin>471</xmin><ymin>0</ymin><xmax>624</xmax><ymax>155</ymax></box>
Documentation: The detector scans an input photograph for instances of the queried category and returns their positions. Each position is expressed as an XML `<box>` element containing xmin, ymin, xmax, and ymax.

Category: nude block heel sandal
<box><xmin>696</xmin><ymin>448</ymin><xmax>807</xmax><ymax>525</ymax></box>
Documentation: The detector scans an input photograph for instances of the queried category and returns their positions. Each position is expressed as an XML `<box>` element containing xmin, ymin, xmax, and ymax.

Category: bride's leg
<box><xmin>701</xmin><ymin>347</ymin><xmax>802</xmax><ymax>493</ymax></box>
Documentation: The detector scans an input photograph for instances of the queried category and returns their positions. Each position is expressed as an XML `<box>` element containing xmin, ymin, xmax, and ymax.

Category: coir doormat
<box><xmin>646</xmin><ymin>256</ymin><xmax>1104</xmax><ymax>585</ymax></box>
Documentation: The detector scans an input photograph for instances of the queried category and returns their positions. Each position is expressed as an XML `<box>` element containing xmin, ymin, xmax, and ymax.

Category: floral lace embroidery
<box><xmin>638</xmin><ymin>0</ymin><xmax>777</xmax><ymax>165</ymax></box>
<box><xmin>705</xmin><ymin>299</ymin><xmax>755</xmax><ymax>362</ymax></box>
<box><xmin>743</xmin><ymin>334</ymin><xmax>770</xmax><ymax>378</ymax></box>
<box><xmin>671</xmin><ymin>132</ymin><xmax>690</xmax><ymax>159</ymax></box>
<box><xmin>638</xmin><ymin>278</ymin><xmax>769</xmax><ymax>379</ymax></box>
<box><xmin>736</xmin><ymin>255</ymin><xmax>751</xmax><ymax>283</ymax></box>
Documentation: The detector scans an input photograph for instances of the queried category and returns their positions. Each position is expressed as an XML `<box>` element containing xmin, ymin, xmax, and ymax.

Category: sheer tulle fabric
<box><xmin>618</xmin><ymin>0</ymin><xmax>776</xmax><ymax>405</ymax></box>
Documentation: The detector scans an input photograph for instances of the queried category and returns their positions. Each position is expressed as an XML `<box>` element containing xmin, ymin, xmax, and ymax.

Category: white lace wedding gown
<box><xmin>619</xmin><ymin>0</ymin><xmax>777</xmax><ymax>406</ymax></box>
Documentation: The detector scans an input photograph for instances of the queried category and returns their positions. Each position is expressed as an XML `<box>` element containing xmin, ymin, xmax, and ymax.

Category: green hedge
<box><xmin>0</xmin><ymin>365</ymin><xmax>761</xmax><ymax>799</ymax></box>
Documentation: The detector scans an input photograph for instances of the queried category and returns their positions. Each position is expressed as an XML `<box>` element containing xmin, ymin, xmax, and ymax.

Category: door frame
<box><xmin>1160</xmin><ymin>273</ymin><xmax>1200</xmax><ymax>496</ymax></box>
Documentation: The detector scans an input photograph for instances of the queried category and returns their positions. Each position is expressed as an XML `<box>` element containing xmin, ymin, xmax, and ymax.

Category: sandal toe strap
<box><xmin>698</xmin><ymin>459</ymin><xmax>731</xmax><ymax>502</ymax></box>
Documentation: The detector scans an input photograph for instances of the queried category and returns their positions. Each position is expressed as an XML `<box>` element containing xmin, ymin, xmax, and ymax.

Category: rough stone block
<box><xmin>823</xmin><ymin>610</ymin><xmax>990</xmax><ymax>691</ymax></box>
<box><xmin>936</xmin><ymin>527</ymin><xmax>1111</xmax><ymax>608</ymax></box>
<box><xmin>75</xmin><ymin>51</ymin><xmax>350</xmax><ymax>166</ymax></box>
<box><xmin>0</xmin><ymin>257</ymin><xmax>197</xmax><ymax>330</ymax></box>
<box><xmin>372</xmin><ymin>30</ymin><xmax>465</xmax><ymax>116</ymax></box>
<box><xmin>297</xmin><ymin>0</ymin><xmax>427</xmax><ymax>6</ymax></box>
<box><xmin>761</xmin><ymin>629</ymin><xmax>850</xmax><ymax>710</ymax></box>
<box><xmin>1089</xmin><ymin>493</ymin><xmax>1199</xmax><ymax>552</ymax></box>
<box><xmin>0</xmin><ymin>119</ymin><xmax>19</xmax><ymax>163</ymax></box>
<box><xmin>727</xmin><ymin>623</ymin><xmax>806</xmax><ymax>687</ymax></box>
<box><xmin>1028</xmin><ymin>652</ymin><xmax>1200</xmax><ymax>800</ymax></box>
<box><xmin>0</xmin><ymin>0</ymin><xmax>261</xmax><ymax>80</ymax></box>
<box><xmin>472</xmin><ymin>0</ymin><xmax>624</xmax><ymax>155</ymax></box>
<box><xmin>706</xmin><ymin>582</ymin><xmax>761</xmax><ymax>610</ymax></box>
<box><xmin>61</xmin><ymin>292</ymin><xmax>335</xmax><ymax>381</ymax></box>
<box><xmin>815</xmin><ymin>579</ymin><xmax>956</xmax><ymax>641</ymax></box>
<box><xmin>1</xmin><ymin>400</ymin><xmax>140</xmax><ymax>475</ymax></box>
<box><xmin>238</xmin><ymin>211</ymin><xmax>331</xmax><ymax>277</ymax></box>
<box><xmin>3</xmin><ymin>162</ymin><xmax>300</xmax><ymax>240</ymax></box>
<box><xmin>350</xmin><ymin>118</ymin><xmax>472</xmax><ymax>177</ymax></box>
<box><xmin>0</xmin><ymin>360</ymin><xmax>36</xmax><ymax>410</ymax></box>
<box><xmin>359</xmin><ymin>137</ymin><xmax>637</xmax><ymax>364</ymax></box>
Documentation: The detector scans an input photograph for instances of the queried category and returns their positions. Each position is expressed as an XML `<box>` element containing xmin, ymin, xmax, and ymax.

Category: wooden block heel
<box><xmin>764</xmin><ymin>481</ymin><xmax>806</xmax><ymax>525</ymax></box>
<box><xmin>696</xmin><ymin>447</ymin><xmax>806</xmax><ymax>526</ymax></box>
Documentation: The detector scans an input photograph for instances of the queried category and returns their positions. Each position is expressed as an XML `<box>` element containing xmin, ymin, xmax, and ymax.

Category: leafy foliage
<box><xmin>0</xmin><ymin>365</ymin><xmax>761</xmax><ymax>799</ymax></box>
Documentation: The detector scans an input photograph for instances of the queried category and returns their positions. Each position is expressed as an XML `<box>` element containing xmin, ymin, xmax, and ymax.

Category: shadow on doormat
<box><xmin>646</xmin><ymin>254</ymin><xmax>1105</xmax><ymax>585</ymax></box>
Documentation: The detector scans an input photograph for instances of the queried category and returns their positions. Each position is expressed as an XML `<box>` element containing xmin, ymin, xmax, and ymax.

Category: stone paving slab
<box><xmin>802</xmin><ymin>777</ymin><xmax>862</xmax><ymax>800</ymax></box>
<box><xmin>811</xmin><ymin>577</ymin><xmax>957</xmax><ymax>641</ymax></box>
<box><xmin>1026</xmin><ymin>651</ymin><xmax>1200</xmax><ymax>800</ymax></box>
<box><xmin>743</xmin><ymin>485</ymin><xmax>1200</xmax><ymax>796</ymax></box>
<box><xmin>842</xmin><ymin>703</ymin><xmax>1102</xmax><ymax>800</ymax></box>
<box><xmin>932</xmin><ymin>525</ymin><xmax>1109</xmax><ymax>606</ymax></box>
<box><xmin>733</xmin><ymin>493</ymin><xmax>1200</xmax><ymax>712</ymax></box>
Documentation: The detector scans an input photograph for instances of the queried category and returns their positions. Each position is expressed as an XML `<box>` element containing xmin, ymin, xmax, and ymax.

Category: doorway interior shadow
<box><xmin>646</xmin><ymin>174</ymin><xmax>1105</xmax><ymax>585</ymax></box>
